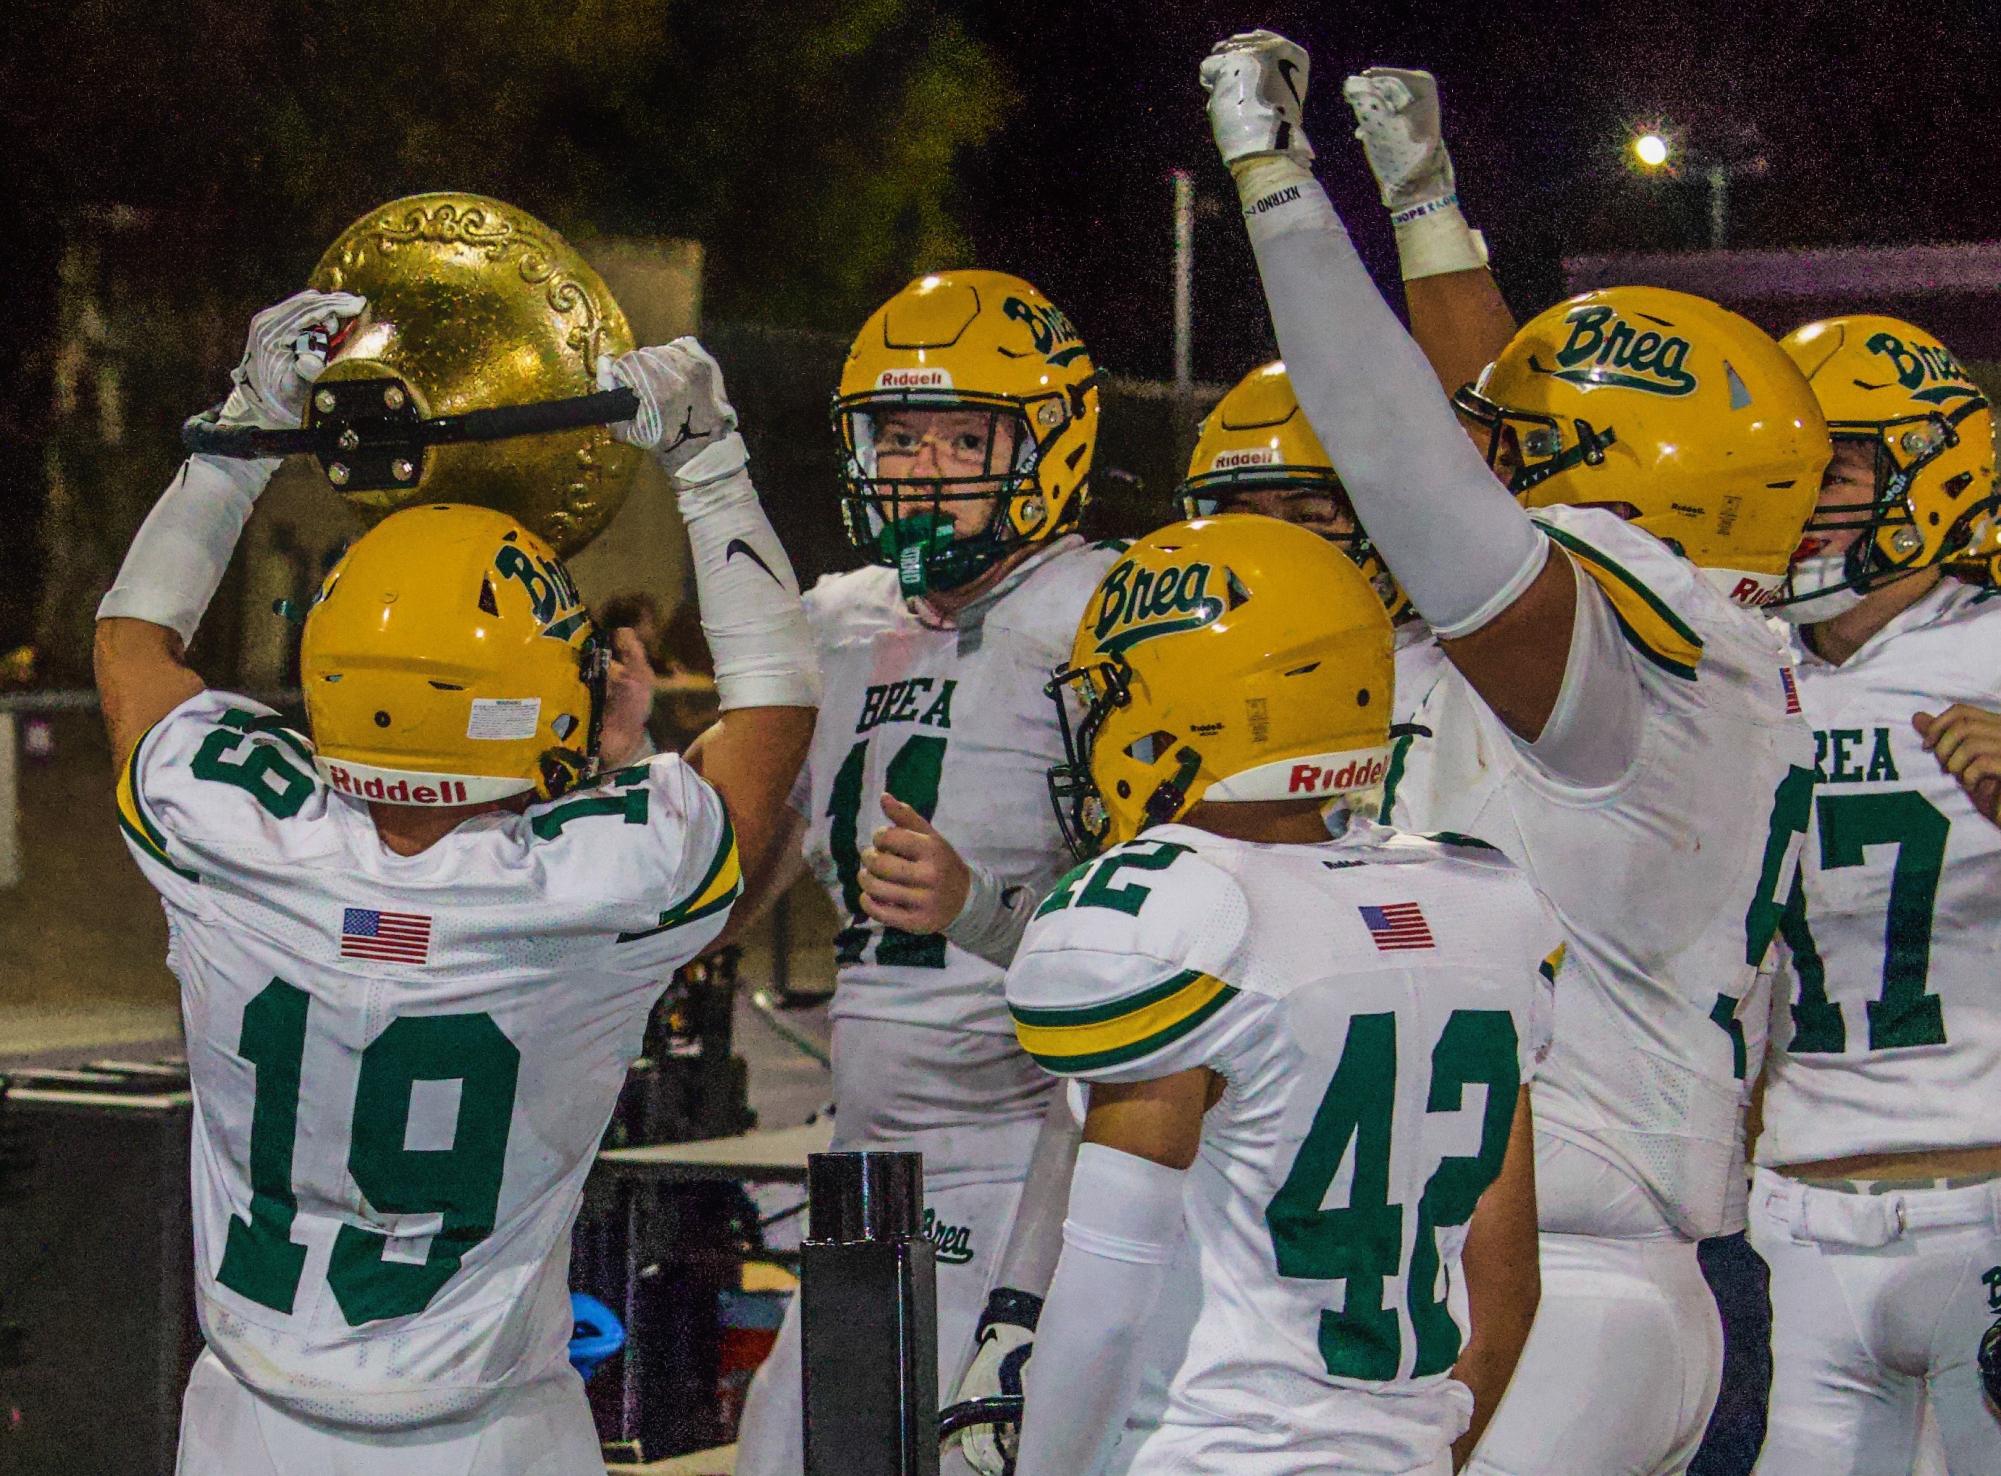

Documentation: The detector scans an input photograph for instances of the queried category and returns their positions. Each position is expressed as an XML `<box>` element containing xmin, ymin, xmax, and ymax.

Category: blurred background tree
<box><xmin>0</xmin><ymin>0</ymin><xmax>1012</xmax><ymax>676</ymax></box>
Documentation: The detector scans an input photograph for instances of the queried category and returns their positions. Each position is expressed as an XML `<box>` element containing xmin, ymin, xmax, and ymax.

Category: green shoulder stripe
<box><xmin>1423</xmin><ymin>829</ymin><xmax>1499</xmax><ymax>853</ymax></box>
<box><xmin>617</xmin><ymin>812</ymin><xmax>743</xmax><ymax>943</ymax></box>
<box><xmin>1540</xmin><ymin>521</ymin><xmax>1704</xmax><ymax>681</ymax></box>
<box><xmin>1011</xmin><ymin>967</ymin><xmax>1238</xmax><ymax>1074</ymax></box>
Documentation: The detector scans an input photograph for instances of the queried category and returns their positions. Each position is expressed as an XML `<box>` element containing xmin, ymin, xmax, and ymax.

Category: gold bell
<box><xmin>307</xmin><ymin>193</ymin><xmax>640</xmax><ymax>557</ymax></box>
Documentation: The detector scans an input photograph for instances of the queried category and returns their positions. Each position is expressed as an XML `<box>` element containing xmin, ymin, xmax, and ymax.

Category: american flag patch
<box><xmin>1780</xmin><ymin>667</ymin><xmax>1802</xmax><ymax>715</ymax></box>
<box><xmin>1359</xmin><ymin>902</ymin><xmax>1436</xmax><ymax>951</ymax></box>
<box><xmin>341</xmin><ymin>908</ymin><xmax>433</xmax><ymax>964</ymax></box>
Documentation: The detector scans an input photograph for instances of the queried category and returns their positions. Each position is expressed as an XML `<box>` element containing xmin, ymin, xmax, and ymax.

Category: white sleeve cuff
<box><xmin>1429</xmin><ymin>532</ymin><xmax>1551</xmax><ymax>641</ymax></box>
<box><xmin>944</xmin><ymin>860</ymin><xmax>1037</xmax><ymax>968</ymax></box>
<box><xmin>1393</xmin><ymin>199</ymin><xmax>1490</xmax><ymax>282</ymax></box>
<box><xmin>97</xmin><ymin>454</ymin><xmax>275</xmax><ymax>644</ymax></box>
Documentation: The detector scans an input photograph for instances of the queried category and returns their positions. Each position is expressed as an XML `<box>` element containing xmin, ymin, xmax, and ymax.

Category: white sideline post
<box><xmin>0</xmin><ymin>712</ymin><xmax>19</xmax><ymax>890</ymax></box>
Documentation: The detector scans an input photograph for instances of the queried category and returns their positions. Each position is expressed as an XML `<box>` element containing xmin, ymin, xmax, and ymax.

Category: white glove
<box><xmin>1200</xmin><ymin>30</ymin><xmax>1314</xmax><ymax>167</ymax></box>
<box><xmin>1343</xmin><ymin>68</ymin><xmax>1455</xmax><ymax>218</ymax></box>
<box><xmin>954</xmin><ymin>1288</ymin><xmax>1040</xmax><ymax>1476</ymax></box>
<box><xmin>597</xmin><ymin>338</ymin><xmax>746</xmax><ymax>484</ymax></box>
<box><xmin>218</xmin><ymin>289</ymin><xmax>366</xmax><ymax>431</ymax></box>
<box><xmin>1342</xmin><ymin>66</ymin><xmax>1487</xmax><ymax>278</ymax></box>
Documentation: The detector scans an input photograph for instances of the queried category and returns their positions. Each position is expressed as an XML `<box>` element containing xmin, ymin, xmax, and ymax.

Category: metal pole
<box><xmin>1707</xmin><ymin>164</ymin><xmax>1729</xmax><ymax>250</ymax></box>
<box><xmin>0</xmin><ymin>714</ymin><xmax>19</xmax><ymax>890</ymax></box>
<box><xmin>800</xmin><ymin>1151</ymin><xmax>938</xmax><ymax>1476</ymax></box>
<box><xmin>1171</xmin><ymin>170</ymin><xmax>1195</xmax><ymax>396</ymax></box>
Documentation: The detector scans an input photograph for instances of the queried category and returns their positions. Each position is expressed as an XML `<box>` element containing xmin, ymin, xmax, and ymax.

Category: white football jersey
<box><xmin>1760</xmin><ymin>580</ymin><xmax>2001</xmax><ymax>1165</ymax></box>
<box><xmin>795</xmin><ymin>536</ymin><xmax>1121</xmax><ymax>1037</ymax></box>
<box><xmin>1390</xmin><ymin>506</ymin><xmax>1817</xmax><ymax>1240</ymax></box>
<box><xmin>1006</xmin><ymin>819</ymin><xmax>1560</xmax><ymax>1472</ymax></box>
<box><xmin>117</xmin><ymin>690</ymin><xmax>740</xmax><ymax>1427</ymax></box>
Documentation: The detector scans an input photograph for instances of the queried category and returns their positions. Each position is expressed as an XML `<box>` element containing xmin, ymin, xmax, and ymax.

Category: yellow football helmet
<box><xmin>834</xmin><ymin>270</ymin><xmax>1100</xmax><ymax>597</ymax></box>
<box><xmin>1455</xmin><ymin>286</ymin><xmax>1830</xmax><ymax>606</ymax></box>
<box><xmin>301</xmin><ymin>505</ymin><xmax>607</xmax><ymax>807</ymax></box>
<box><xmin>1047</xmin><ymin>514</ymin><xmax>1395</xmax><ymax>860</ymax></box>
<box><xmin>1778</xmin><ymin>315</ymin><xmax>1998</xmax><ymax>598</ymax></box>
<box><xmin>1181</xmin><ymin>361</ymin><xmax>1411</xmax><ymax>623</ymax></box>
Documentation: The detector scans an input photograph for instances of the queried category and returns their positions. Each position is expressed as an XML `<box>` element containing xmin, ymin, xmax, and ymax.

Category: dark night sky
<box><xmin>5</xmin><ymin>0</ymin><xmax>1998</xmax><ymax>654</ymax></box>
<box><xmin>958</xmin><ymin>0</ymin><xmax>2001</xmax><ymax>383</ymax></box>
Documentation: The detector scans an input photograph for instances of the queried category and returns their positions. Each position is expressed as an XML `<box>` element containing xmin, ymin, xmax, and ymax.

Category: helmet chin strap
<box><xmin>1139</xmin><ymin>747</ymin><xmax>1204</xmax><ymax>831</ymax></box>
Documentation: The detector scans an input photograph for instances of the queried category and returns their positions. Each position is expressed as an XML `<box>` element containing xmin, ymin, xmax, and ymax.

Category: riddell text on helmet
<box><xmin>325</xmin><ymin>763</ymin><xmax>471</xmax><ymax>806</ymax></box>
<box><xmin>1289</xmin><ymin>755</ymin><xmax>1389</xmax><ymax>794</ymax></box>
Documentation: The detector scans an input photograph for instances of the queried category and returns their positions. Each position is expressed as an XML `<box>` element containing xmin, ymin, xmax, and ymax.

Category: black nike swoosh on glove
<box><xmin>725</xmin><ymin>538</ymin><xmax>784</xmax><ymax>585</ymax></box>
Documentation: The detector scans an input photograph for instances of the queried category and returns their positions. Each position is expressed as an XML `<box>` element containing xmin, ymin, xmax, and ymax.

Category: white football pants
<box><xmin>732</xmin><ymin>1174</ymin><xmax>1026</xmax><ymax>1476</ymax></box>
<box><xmin>1747</xmin><ymin>1167</ymin><xmax>2001</xmax><ymax>1475</ymax></box>
<box><xmin>174</xmin><ymin>1350</ymin><xmax>604</xmax><ymax>1476</ymax></box>
<box><xmin>1464</xmin><ymin>1232</ymin><xmax>1723</xmax><ymax>1476</ymax></box>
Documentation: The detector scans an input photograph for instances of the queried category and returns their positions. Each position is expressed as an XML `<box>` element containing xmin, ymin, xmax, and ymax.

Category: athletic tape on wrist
<box><xmin>1394</xmin><ymin>201</ymin><xmax>1490</xmax><ymax>282</ymax></box>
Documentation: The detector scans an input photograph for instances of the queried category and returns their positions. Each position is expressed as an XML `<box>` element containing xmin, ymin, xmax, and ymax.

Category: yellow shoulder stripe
<box><xmin>115</xmin><ymin>722</ymin><xmax>198</xmax><ymax>882</ymax></box>
<box><xmin>1011</xmin><ymin>968</ymin><xmax>1237</xmax><ymax>1073</ymax></box>
<box><xmin>617</xmin><ymin>815</ymin><xmax>742</xmax><ymax>943</ymax></box>
<box><xmin>1542</xmin><ymin>523</ymin><xmax>1704</xmax><ymax>680</ymax></box>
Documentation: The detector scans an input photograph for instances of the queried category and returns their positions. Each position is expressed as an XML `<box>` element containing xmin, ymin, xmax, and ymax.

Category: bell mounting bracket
<box><xmin>180</xmin><ymin>380</ymin><xmax>641</xmax><ymax>491</ymax></box>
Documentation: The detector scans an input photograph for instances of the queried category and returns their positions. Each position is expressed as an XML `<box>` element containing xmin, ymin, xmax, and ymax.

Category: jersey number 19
<box><xmin>218</xmin><ymin>979</ymin><xmax>520</xmax><ymax>1326</ymax></box>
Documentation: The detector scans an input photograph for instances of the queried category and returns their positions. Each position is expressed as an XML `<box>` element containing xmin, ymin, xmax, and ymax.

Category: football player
<box><xmin>1006</xmin><ymin>515</ymin><xmax>1556</xmax><ymax>1475</ymax></box>
<box><xmin>95</xmin><ymin>293</ymin><xmax>818</xmax><ymax>1475</ymax></box>
<box><xmin>1203</xmin><ymin>34</ymin><xmax>1824</xmax><ymax>1474</ymax></box>
<box><xmin>1179</xmin><ymin>360</ymin><xmax>1451</xmax><ymax>740</ymax></box>
<box><xmin>729</xmin><ymin>271</ymin><xmax>1124</xmax><ymax>1476</ymax></box>
<box><xmin>1339</xmin><ymin>63</ymin><xmax>2001</xmax><ymax>1470</ymax></box>
<box><xmin>1749</xmin><ymin>315</ymin><xmax>2001</xmax><ymax>1474</ymax></box>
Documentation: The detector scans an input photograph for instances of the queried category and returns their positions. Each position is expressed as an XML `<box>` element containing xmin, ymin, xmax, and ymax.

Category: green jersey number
<box><xmin>216</xmin><ymin>979</ymin><xmax>521</xmax><ymax>1325</ymax></box>
<box><xmin>828</xmin><ymin>734</ymin><xmax>949</xmax><ymax>969</ymax></box>
<box><xmin>1784</xmin><ymin>789</ymin><xmax>1950</xmax><ymax>1054</ymax></box>
<box><xmin>1035</xmin><ymin>839</ymin><xmax>1194</xmax><ymax>919</ymax></box>
<box><xmin>191</xmin><ymin>711</ymin><xmax>316</xmax><ymax>820</ymax></box>
<box><xmin>1264</xmin><ymin>1007</ymin><xmax>1520</xmax><ymax>1380</ymax></box>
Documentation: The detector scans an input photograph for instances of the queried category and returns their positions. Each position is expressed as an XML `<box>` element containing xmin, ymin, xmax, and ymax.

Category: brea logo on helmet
<box><xmin>1003</xmin><ymin>296</ymin><xmax>1087</xmax><ymax>367</ymax></box>
<box><xmin>1093</xmin><ymin>559</ymin><xmax>1224</xmax><ymax>655</ymax></box>
<box><xmin>1288</xmin><ymin>754</ymin><xmax>1389</xmax><ymax>794</ymax></box>
<box><xmin>1212</xmin><ymin>448</ymin><xmax>1279</xmax><ymax>470</ymax></box>
<box><xmin>494</xmin><ymin>545</ymin><xmax>588</xmax><ymax>639</ymax></box>
<box><xmin>325</xmin><ymin>762</ymin><xmax>470</xmax><ymax>806</ymax></box>
<box><xmin>1864</xmin><ymin>333</ymin><xmax>1976</xmax><ymax>405</ymax></box>
<box><xmin>876</xmin><ymin>366</ymin><xmax>952</xmax><ymax>390</ymax></box>
<box><xmin>1551</xmin><ymin>305</ymin><xmax>1697</xmax><ymax>397</ymax></box>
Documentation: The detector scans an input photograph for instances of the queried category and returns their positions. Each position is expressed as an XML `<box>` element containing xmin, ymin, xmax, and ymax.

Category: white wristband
<box><xmin>1393</xmin><ymin>198</ymin><xmax>1490</xmax><ymax>281</ymax></box>
<box><xmin>1231</xmin><ymin>155</ymin><xmax>1339</xmax><ymax>246</ymax></box>
<box><xmin>674</xmin><ymin>448</ymin><xmax>821</xmax><ymax>712</ymax></box>
<box><xmin>97</xmin><ymin>454</ymin><xmax>277</xmax><ymax>644</ymax></box>
<box><xmin>944</xmin><ymin>860</ymin><xmax>1037</xmax><ymax>968</ymax></box>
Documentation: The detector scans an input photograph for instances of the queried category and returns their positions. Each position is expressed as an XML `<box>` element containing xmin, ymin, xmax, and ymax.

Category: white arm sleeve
<box><xmin>992</xmin><ymin>1094</ymin><xmax>1084</xmax><ymax>1295</ymax></box>
<box><xmin>1013</xmin><ymin>1143</ymin><xmax>1185</xmax><ymax>1476</ymax></box>
<box><xmin>1233</xmin><ymin>157</ymin><xmax>1544</xmax><ymax>639</ymax></box>
<box><xmin>97</xmin><ymin>454</ymin><xmax>276</xmax><ymax>643</ymax></box>
<box><xmin>673</xmin><ymin>435</ymin><xmax>821</xmax><ymax>711</ymax></box>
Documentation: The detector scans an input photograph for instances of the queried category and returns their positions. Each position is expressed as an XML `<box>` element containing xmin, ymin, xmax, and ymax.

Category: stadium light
<box><xmin>1632</xmin><ymin>132</ymin><xmax>1671</xmax><ymax>169</ymax></box>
